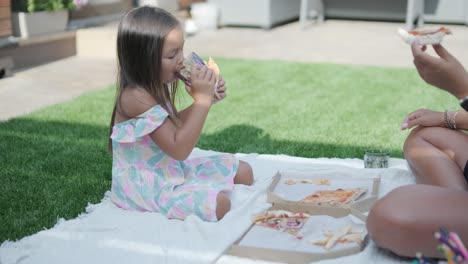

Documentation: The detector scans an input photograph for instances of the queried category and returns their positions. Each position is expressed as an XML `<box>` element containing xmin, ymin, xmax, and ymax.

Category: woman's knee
<box><xmin>235</xmin><ymin>161</ymin><xmax>254</xmax><ymax>185</ymax></box>
<box><xmin>367</xmin><ymin>186</ymin><xmax>419</xmax><ymax>247</ymax></box>
<box><xmin>367</xmin><ymin>185</ymin><xmax>456</xmax><ymax>257</ymax></box>
<box><xmin>216</xmin><ymin>192</ymin><xmax>231</xmax><ymax>220</ymax></box>
<box><xmin>403</xmin><ymin>127</ymin><xmax>433</xmax><ymax>159</ymax></box>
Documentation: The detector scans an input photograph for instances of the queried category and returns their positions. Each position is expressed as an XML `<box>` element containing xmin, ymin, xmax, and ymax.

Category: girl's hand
<box><xmin>189</xmin><ymin>65</ymin><xmax>216</xmax><ymax>104</ymax></box>
<box><xmin>212</xmin><ymin>76</ymin><xmax>227</xmax><ymax>104</ymax></box>
<box><xmin>400</xmin><ymin>109</ymin><xmax>445</xmax><ymax>130</ymax></box>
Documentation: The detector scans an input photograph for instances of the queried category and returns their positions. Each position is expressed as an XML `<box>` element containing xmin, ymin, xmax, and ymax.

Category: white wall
<box><xmin>323</xmin><ymin>0</ymin><xmax>468</xmax><ymax>25</ymax></box>
<box><xmin>424</xmin><ymin>0</ymin><xmax>468</xmax><ymax>24</ymax></box>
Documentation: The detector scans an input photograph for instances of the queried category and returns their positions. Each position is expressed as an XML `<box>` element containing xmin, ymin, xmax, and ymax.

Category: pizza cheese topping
<box><xmin>408</xmin><ymin>26</ymin><xmax>452</xmax><ymax>36</ymax></box>
<box><xmin>398</xmin><ymin>26</ymin><xmax>452</xmax><ymax>45</ymax></box>
<box><xmin>252</xmin><ymin>210</ymin><xmax>311</xmax><ymax>236</ymax></box>
<box><xmin>300</xmin><ymin>187</ymin><xmax>367</xmax><ymax>205</ymax></box>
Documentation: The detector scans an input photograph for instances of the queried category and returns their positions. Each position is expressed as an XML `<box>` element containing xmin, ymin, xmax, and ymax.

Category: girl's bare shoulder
<box><xmin>116</xmin><ymin>87</ymin><xmax>158</xmax><ymax>122</ymax></box>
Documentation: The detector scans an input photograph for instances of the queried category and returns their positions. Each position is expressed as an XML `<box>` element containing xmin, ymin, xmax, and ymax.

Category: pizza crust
<box><xmin>398</xmin><ymin>27</ymin><xmax>452</xmax><ymax>45</ymax></box>
<box><xmin>284</xmin><ymin>179</ymin><xmax>331</xmax><ymax>185</ymax></box>
<box><xmin>206</xmin><ymin>57</ymin><xmax>221</xmax><ymax>99</ymax></box>
<box><xmin>207</xmin><ymin>57</ymin><xmax>220</xmax><ymax>81</ymax></box>
<box><xmin>310</xmin><ymin>224</ymin><xmax>364</xmax><ymax>250</ymax></box>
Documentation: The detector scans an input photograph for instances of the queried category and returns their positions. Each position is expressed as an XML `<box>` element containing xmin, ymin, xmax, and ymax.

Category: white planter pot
<box><xmin>12</xmin><ymin>10</ymin><xmax>69</xmax><ymax>38</ymax></box>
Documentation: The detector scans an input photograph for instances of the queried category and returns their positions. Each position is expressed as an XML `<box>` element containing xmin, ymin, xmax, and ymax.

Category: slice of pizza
<box><xmin>252</xmin><ymin>210</ymin><xmax>310</xmax><ymax>236</ymax></box>
<box><xmin>300</xmin><ymin>187</ymin><xmax>367</xmax><ymax>205</ymax></box>
<box><xmin>284</xmin><ymin>179</ymin><xmax>331</xmax><ymax>185</ymax></box>
<box><xmin>206</xmin><ymin>57</ymin><xmax>221</xmax><ymax>99</ymax></box>
<box><xmin>398</xmin><ymin>26</ymin><xmax>452</xmax><ymax>45</ymax></box>
<box><xmin>207</xmin><ymin>57</ymin><xmax>220</xmax><ymax>81</ymax></box>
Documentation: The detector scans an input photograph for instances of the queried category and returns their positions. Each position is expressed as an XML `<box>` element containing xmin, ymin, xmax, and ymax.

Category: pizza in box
<box><xmin>300</xmin><ymin>187</ymin><xmax>368</xmax><ymax>206</ymax></box>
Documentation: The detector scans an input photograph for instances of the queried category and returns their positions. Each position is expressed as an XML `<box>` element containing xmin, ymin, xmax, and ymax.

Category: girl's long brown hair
<box><xmin>108</xmin><ymin>6</ymin><xmax>181</xmax><ymax>152</ymax></box>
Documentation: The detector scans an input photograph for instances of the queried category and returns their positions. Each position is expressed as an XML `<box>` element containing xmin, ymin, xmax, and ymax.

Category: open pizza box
<box><xmin>227</xmin><ymin>203</ymin><xmax>368</xmax><ymax>264</ymax></box>
<box><xmin>267</xmin><ymin>169</ymin><xmax>381</xmax><ymax>212</ymax></box>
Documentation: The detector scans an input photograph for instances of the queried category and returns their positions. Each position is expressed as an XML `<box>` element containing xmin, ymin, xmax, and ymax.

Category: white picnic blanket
<box><xmin>0</xmin><ymin>148</ymin><xmax>415</xmax><ymax>264</ymax></box>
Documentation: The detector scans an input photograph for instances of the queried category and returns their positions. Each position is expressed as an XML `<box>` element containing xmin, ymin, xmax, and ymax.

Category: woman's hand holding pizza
<box><xmin>411</xmin><ymin>42</ymin><xmax>468</xmax><ymax>99</ymax></box>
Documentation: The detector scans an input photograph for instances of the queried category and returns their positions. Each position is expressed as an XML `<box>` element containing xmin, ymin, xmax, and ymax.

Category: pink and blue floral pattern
<box><xmin>110</xmin><ymin>105</ymin><xmax>238</xmax><ymax>221</ymax></box>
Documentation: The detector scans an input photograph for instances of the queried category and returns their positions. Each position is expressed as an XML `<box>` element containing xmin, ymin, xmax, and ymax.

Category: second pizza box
<box><xmin>267</xmin><ymin>168</ymin><xmax>381</xmax><ymax>212</ymax></box>
<box><xmin>227</xmin><ymin>203</ymin><xmax>368</xmax><ymax>264</ymax></box>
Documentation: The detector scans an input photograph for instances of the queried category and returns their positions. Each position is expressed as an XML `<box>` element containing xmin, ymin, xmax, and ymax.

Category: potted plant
<box><xmin>11</xmin><ymin>0</ymin><xmax>87</xmax><ymax>38</ymax></box>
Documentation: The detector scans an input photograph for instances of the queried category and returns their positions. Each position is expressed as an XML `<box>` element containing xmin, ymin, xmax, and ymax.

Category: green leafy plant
<box><xmin>12</xmin><ymin>0</ymin><xmax>80</xmax><ymax>13</ymax></box>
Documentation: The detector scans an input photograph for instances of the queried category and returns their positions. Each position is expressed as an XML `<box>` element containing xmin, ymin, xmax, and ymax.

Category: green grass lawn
<box><xmin>0</xmin><ymin>58</ymin><xmax>456</xmax><ymax>243</ymax></box>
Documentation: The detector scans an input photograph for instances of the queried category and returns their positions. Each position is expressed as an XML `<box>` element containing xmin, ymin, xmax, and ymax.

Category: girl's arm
<box><xmin>151</xmin><ymin>66</ymin><xmax>216</xmax><ymax>160</ymax></box>
<box><xmin>178</xmin><ymin>103</ymin><xmax>200</xmax><ymax>123</ymax></box>
<box><xmin>152</xmin><ymin>100</ymin><xmax>211</xmax><ymax>160</ymax></box>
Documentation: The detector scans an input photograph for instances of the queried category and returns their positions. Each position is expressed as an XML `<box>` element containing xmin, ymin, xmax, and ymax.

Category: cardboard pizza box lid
<box><xmin>267</xmin><ymin>170</ymin><xmax>381</xmax><ymax>212</ymax></box>
<box><xmin>227</xmin><ymin>203</ymin><xmax>368</xmax><ymax>264</ymax></box>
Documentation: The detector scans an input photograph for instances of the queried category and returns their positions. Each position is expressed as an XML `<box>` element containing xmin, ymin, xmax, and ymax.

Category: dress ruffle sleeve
<box><xmin>110</xmin><ymin>105</ymin><xmax>169</xmax><ymax>143</ymax></box>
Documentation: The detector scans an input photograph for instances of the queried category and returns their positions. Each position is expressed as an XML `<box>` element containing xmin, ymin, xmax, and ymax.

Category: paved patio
<box><xmin>1</xmin><ymin>19</ymin><xmax>467</xmax><ymax>121</ymax></box>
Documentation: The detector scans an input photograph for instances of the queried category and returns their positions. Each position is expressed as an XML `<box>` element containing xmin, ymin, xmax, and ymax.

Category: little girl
<box><xmin>108</xmin><ymin>6</ymin><xmax>253</xmax><ymax>221</ymax></box>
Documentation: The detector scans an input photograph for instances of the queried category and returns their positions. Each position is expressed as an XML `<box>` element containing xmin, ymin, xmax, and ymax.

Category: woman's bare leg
<box><xmin>368</xmin><ymin>126</ymin><xmax>468</xmax><ymax>257</ymax></box>
<box><xmin>404</xmin><ymin>126</ymin><xmax>468</xmax><ymax>190</ymax></box>
<box><xmin>233</xmin><ymin>160</ymin><xmax>254</xmax><ymax>185</ymax></box>
<box><xmin>367</xmin><ymin>184</ymin><xmax>468</xmax><ymax>258</ymax></box>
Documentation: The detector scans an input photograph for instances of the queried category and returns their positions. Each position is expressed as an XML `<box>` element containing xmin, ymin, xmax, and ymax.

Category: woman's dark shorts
<box><xmin>464</xmin><ymin>161</ymin><xmax>468</xmax><ymax>183</ymax></box>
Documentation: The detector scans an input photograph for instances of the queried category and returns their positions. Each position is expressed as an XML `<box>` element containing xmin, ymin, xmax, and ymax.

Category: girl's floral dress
<box><xmin>110</xmin><ymin>104</ymin><xmax>239</xmax><ymax>221</ymax></box>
